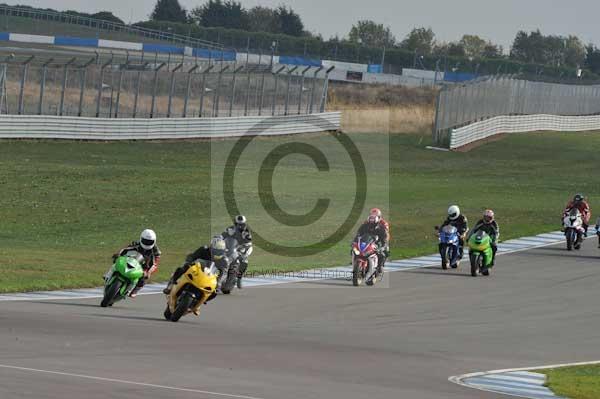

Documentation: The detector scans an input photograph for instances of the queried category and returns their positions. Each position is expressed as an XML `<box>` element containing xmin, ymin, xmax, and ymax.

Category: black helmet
<box><xmin>574</xmin><ymin>193</ymin><xmax>584</xmax><ymax>202</ymax></box>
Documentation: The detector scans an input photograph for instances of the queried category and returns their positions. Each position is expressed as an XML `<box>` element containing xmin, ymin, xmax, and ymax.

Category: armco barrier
<box><xmin>0</xmin><ymin>112</ymin><xmax>341</xmax><ymax>140</ymax></box>
<box><xmin>450</xmin><ymin>114</ymin><xmax>600</xmax><ymax>149</ymax></box>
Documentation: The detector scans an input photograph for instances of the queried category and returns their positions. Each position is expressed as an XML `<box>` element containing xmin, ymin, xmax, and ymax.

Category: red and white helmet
<box><xmin>368</xmin><ymin>208</ymin><xmax>382</xmax><ymax>224</ymax></box>
<box><xmin>483</xmin><ymin>209</ymin><xmax>495</xmax><ymax>224</ymax></box>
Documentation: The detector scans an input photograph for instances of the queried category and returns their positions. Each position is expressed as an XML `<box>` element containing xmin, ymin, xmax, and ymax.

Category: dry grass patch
<box><xmin>327</xmin><ymin>82</ymin><xmax>436</xmax><ymax>134</ymax></box>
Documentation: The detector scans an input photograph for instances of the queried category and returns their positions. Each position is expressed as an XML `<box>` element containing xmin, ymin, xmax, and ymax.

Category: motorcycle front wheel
<box><xmin>171</xmin><ymin>292</ymin><xmax>194</xmax><ymax>322</ymax></box>
<box><xmin>441</xmin><ymin>244</ymin><xmax>449</xmax><ymax>270</ymax></box>
<box><xmin>163</xmin><ymin>305</ymin><xmax>172</xmax><ymax>320</ymax></box>
<box><xmin>352</xmin><ymin>260</ymin><xmax>364</xmax><ymax>286</ymax></box>
<box><xmin>221</xmin><ymin>270</ymin><xmax>238</xmax><ymax>294</ymax></box>
<box><xmin>470</xmin><ymin>253</ymin><xmax>479</xmax><ymax>277</ymax></box>
<box><xmin>100</xmin><ymin>280</ymin><xmax>122</xmax><ymax>307</ymax></box>
<box><xmin>566</xmin><ymin>230</ymin><xmax>575</xmax><ymax>251</ymax></box>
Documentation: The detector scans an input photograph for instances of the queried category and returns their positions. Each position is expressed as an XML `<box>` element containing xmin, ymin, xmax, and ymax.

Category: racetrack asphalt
<box><xmin>1</xmin><ymin>241</ymin><xmax>600</xmax><ymax>399</ymax></box>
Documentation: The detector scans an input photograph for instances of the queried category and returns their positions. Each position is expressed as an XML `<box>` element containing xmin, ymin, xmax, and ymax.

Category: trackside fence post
<box><xmin>182</xmin><ymin>64</ymin><xmax>198</xmax><ymax>118</ymax></box>
<box><xmin>297</xmin><ymin>66</ymin><xmax>311</xmax><ymax>115</ymax></box>
<box><xmin>150</xmin><ymin>62</ymin><xmax>166</xmax><ymax>118</ymax></box>
<box><xmin>319</xmin><ymin>66</ymin><xmax>335</xmax><ymax>113</ymax></box>
<box><xmin>38</xmin><ymin>57</ymin><xmax>53</xmax><ymax>115</ymax></box>
<box><xmin>96</xmin><ymin>56</ymin><xmax>113</xmax><ymax>118</ymax></box>
<box><xmin>309</xmin><ymin>66</ymin><xmax>324</xmax><ymax>114</ymax></box>
<box><xmin>18</xmin><ymin>56</ymin><xmax>34</xmax><ymax>115</ymax></box>
<box><xmin>199</xmin><ymin>64</ymin><xmax>214</xmax><ymax>117</ymax></box>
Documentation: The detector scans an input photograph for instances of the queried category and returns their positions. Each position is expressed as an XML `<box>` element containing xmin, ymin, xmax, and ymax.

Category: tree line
<box><xmin>5</xmin><ymin>1</ymin><xmax>600</xmax><ymax>79</ymax></box>
<box><xmin>347</xmin><ymin>23</ymin><xmax>596</xmax><ymax>70</ymax></box>
<box><xmin>151</xmin><ymin>0</ymin><xmax>305</xmax><ymax>37</ymax></box>
<box><xmin>149</xmin><ymin>0</ymin><xmax>599</xmax><ymax>74</ymax></box>
<box><xmin>2</xmin><ymin>3</ymin><xmax>125</xmax><ymax>24</ymax></box>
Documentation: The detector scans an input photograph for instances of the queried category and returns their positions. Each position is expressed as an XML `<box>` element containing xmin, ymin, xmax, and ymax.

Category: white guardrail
<box><xmin>0</xmin><ymin>113</ymin><xmax>341</xmax><ymax>140</ymax></box>
<box><xmin>450</xmin><ymin>114</ymin><xmax>600</xmax><ymax>149</ymax></box>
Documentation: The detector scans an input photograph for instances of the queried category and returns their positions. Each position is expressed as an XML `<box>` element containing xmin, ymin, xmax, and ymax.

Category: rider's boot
<box><xmin>162</xmin><ymin>281</ymin><xmax>174</xmax><ymax>295</ymax></box>
<box><xmin>103</xmin><ymin>266</ymin><xmax>113</xmax><ymax>282</ymax></box>
<box><xmin>129</xmin><ymin>286</ymin><xmax>142</xmax><ymax>298</ymax></box>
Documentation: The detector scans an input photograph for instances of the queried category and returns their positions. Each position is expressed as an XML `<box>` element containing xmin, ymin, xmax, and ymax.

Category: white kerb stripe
<box><xmin>0</xmin><ymin>363</ymin><xmax>265</xmax><ymax>399</ymax></box>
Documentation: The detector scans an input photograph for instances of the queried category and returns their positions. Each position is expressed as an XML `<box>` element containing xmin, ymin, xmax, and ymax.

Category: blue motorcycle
<box><xmin>436</xmin><ymin>225</ymin><xmax>461</xmax><ymax>269</ymax></box>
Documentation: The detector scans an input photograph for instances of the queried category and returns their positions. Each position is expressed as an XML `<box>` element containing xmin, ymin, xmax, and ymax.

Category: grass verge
<box><xmin>538</xmin><ymin>365</ymin><xmax>600</xmax><ymax>399</ymax></box>
<box><xmin>1</xmin><ymin>131</ymin><xmax>599</xmax><ymax>293</ymax></box>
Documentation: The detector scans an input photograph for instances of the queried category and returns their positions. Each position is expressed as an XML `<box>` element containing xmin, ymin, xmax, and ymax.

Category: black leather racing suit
<box><xmin>221</xmin><ymin>225</ymin><xmax>253</xmax><ymax>279</ymax></box>
<box><xmin>354</xmin><ymin>220</ymin><xmax>390</xmax><ymax>271</ymax></box>
<box><xmin>167</xmin><ymin>245</ymin><xmax>216</xmax><ymax>302</ymax></box>
<box><xmin>441</xmin><ymin>215</ymin><xmax>468</xmax><ymax>258</ymax></box>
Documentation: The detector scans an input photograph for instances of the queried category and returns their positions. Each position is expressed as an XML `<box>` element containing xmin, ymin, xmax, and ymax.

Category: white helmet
<box><xmin>140</xmin><ymin>229</ymin><xmax>156</xmax><ymax>250</ymax></box>
<box><xmin>210</xmin><ymin>235</ymin><xmax>225</xmax><ymax>249</ymax></box>
<box><xmin>447</xmin><ymin>205</ymin><xmax>460</xmax><ymax>221</ymax></box>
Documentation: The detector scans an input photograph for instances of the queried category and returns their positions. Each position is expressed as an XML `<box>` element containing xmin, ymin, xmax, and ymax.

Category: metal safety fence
<box><xmin>433</xmin><ymin>76</ymin><xmax>600</xmax><ymax>145</ymax></box>
<box><xmin>0</xmin><ymin>55</ymin><xmax>331</xmax><ymax>119</ymax></box>
<box><xmin>0</xmin><ymin>112</ymin><xmax>342</xmax><ymax>140</ymax></box>
<box><xmin>449</xmin><ymin>114</ymin><xmax>600</xmax><ymax>149</ymax></box>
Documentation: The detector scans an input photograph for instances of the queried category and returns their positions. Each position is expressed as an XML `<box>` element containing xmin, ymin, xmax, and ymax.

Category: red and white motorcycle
<box><xmin>351</xmin><ymin>235</ymin><xmax>381</xmax><ymax>286</ymax></box>
<box><xmin>563</xmin><ymin>208</ymin><xmax>585</xmax><ymax>251</ymax></box>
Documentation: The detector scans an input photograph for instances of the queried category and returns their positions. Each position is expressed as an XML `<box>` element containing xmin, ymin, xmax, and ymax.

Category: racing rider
<box><xmin>468</xmin><ymin>210</ymin><xmax>499</xmax><ymax>266</ymax></box>
<box><xmin>221</xmin><ymin>215</ymin><xmax>253</xmax><ymax>289</ymax></box>
<box><xmin>440</xmin><ymin>205</ymin><xmax>469</xmax><ymax>258</ymax></box>
<box><xmin>563</xmin><ymin>194</ymin><xmax>591</xmax><ymax>236</ymax></box>
<box><xmin>162</xmin><ymin>236</ymin><xmax>222</xmax><ymax>304</ymax></box>
<box><xmin>355</xmin><ymin>208</ymin><xmax>390</xmax><ymax>275</ymax></box>
<box><xmin>111</xmin><ymin>229</ymin><xmax>161</xmax><ymax>298</ymax></box>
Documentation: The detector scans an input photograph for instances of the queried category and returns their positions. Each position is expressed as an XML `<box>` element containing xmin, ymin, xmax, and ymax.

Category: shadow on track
<box><xmin>518</xmin><ymin>248</ymin><xmax>600</xmax><ymax>261</ymax></box>
<box><xmin>403</xmin><ymin>268</ymin><xmax>473</xmax><ymax>278</ymax></box>
<box><xmin>293</xmin><ymin>279</ymin><xmax>351</xmax><ymax>287</ymax></box>
<box><xmin>30</xmin><ymin>301</ymin><xmax>101</xmax><ymax>308</ymax></box>
<box><xmin>89</xmin><ymin>313</ymin><xmax>174</xmax><ymax>323</ymax></box>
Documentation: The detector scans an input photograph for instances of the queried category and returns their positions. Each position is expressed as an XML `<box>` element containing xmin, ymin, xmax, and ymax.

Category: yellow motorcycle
<box><xmin>163</xmin><ymin>262</ymin><xmax>218</xmax><ymax>322</ymax></box>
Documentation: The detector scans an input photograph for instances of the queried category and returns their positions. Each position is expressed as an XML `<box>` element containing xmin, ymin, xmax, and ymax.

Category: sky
<box><xmin>17</xmin><ymin>0</ymin><xmax>600</xmax><ymax>50</ymax></box>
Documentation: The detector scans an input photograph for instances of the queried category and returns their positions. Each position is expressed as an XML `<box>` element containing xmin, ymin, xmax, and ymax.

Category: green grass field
<box><xmin>1</xmin><ymin>131</ymin><xmax>599</xmax><ymax>293</ymax></box>
<box><xmin>539</xmin><ymin>365</ymin><xmax>600</xmax><ymax>399</ymax></box>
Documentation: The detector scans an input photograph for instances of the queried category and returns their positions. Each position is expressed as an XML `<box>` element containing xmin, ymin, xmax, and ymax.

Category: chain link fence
<box><xmin>433</xmin><ymin>76</ymin><xmax>600</xmax><ymax>145</ymax></box>
<box><xmin>0</xmin><ymin>55</ymin><xmax>330</xmax><ymax>119</ymax></box>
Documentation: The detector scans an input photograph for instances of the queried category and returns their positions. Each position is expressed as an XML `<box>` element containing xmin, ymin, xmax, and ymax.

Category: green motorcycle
<box><xmin>100</xmin><ymin>250</ymin><xmax>145</xmax><ymax>307</ymax></box>
<box><xmin>468</xmin><ymin>231</ymin><xmax>494</xmax><ymax>277</ymax></box>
